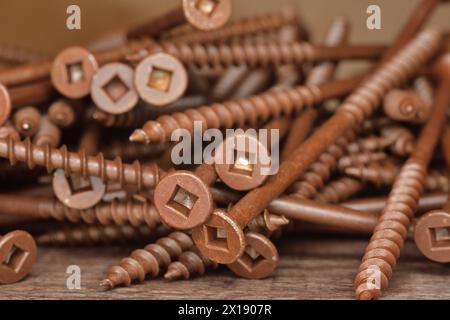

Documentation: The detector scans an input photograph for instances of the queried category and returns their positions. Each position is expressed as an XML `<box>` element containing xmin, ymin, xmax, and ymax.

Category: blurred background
<box><xmin>0</xmin><ymin>0</ymin><xmax>449</xmax><ymax>54</ymax></box>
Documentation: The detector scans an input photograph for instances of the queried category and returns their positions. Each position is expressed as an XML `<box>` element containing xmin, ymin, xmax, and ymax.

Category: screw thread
<box><xmin>345</xmin><ymin>161</ymin><xmax>399</xmax><ymax>186</ymax></box>
<box><xmin>164</xmin><ymin>247</ymin><xmax>218</xmax><ymax>281</ymax></box>
<box><xmin>315</xmin><ymin>177</ymin><xmax>364</xmax><ymax>203</ymax></box>
<box><xmin>347</xmin><ymin>136</ymin><xmax>391</xmax><ymax>154</ymax></box>
<box><xmin>381</xmin><ymin>126</ymin><xmax>415</xmax><ymax>156</ymax></box>
<box><xmin>0</xmin><ymin>138</ymin><xmax>161</xmax><ymax>190</ymax></box>
<box><xmin>425</xmin><ymin>169</ymin><xmax>449</xmax><ymax>192</ymax></box>
<box><xmin>338</xmin><ymin>152</ymin><xmax>387</xmax><ymax>171</ymax></box>
<box><xmin>0</xmin><ymin>44</ymin><xmax>49</xmax><ymax>64</ymax></box>
<box><xmin>247</xmin><ymin>210</ymin><xmax>290</xmax><ymax>235</ymax></box>
<box><xmin>100</xmin><ymin>231</ymin><xmax>193</xmax><ymax>290</ymax></box>
<box><xmin>355</xmin><ymin>159</ymin><xmax>426</xmax><ymax>299</ymax></box>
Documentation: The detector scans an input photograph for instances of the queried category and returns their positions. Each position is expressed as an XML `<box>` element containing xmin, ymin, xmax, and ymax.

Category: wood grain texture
<box><xmin>1</xmin><ymin>236</ymin><xmax>449</xmax><ymax>300</ymax></box>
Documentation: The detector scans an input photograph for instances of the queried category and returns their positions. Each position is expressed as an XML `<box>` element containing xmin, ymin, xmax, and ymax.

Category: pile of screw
<box><xmin>0</xmin><ymin>0</ymin><xmax>450</xmax><ymax>299</ymax></box>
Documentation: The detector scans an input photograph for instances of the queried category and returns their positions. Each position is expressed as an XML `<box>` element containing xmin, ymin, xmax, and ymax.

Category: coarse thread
<box><xmin>100</xmin><ymin>231</ymin><xmax>193</xmax><ymax>290</ymax></box>
<box><xmin>0</xmin><ymin>138</ymin><xmax>161</xmax><ymax>190</ymax></box>
<box><xmin>247</xmin><ymin>210</ymin><xmax>290</xmax><ymax>235</ymax></box>
<box><xmin>413</xmin><ymin>76</ymin><xmax>434</xmax><ymax>106</ymax></box>
<box><xmin>164</xmin><ymin>247</ymin><xmax>218</xmax><ymax>281</ymax></box>
<box><xmin>0</xmin><ymin>122</ymin><xmax>20</xmax><ymax>141</ymax></box>
<box><xmin>354</xmin><ymin>159</ymin><xmax>426</xmax><ymax>299</ymax></box>
<box><xmin>92</xmin><ymin>107</ymin><xmax>154</xmax><ymax>128</ymax></box>
<box><xmin>35</xmin><ymin>198</ymin><xmax>161</xmax><ymax>228</ymax></box>
<box><xmin>165</xmin><ymin>10</ymin><xmax>296</xmax><ymax>44</ymax></box>
<box><xmin>133</xmin><ymin>77</ymin><xmax>360</xmax><ymax>144</ymax></box>
<box><xmin>338</xmin><ymin>152</ymin><xmax>387</xmax><ymax>171</ymax></box>
<box><xmin>347</xmin><ymin>136</ymin><xmax>391</xmax><ymax>154</ymax></box>
<box><xmin>345</xmin><ymin>161</ymin><xmax>399</xmax><ymax>186</ymax></box>
<box><xmin>37</xmin><ymin>224</ymin><xmax>162</xmax><ymax>247</ymax></box>
<box><xmin>0</xmin><ymin>45</ymin><xmax>49</xmax><ymax>64</ymax></box>
<box><xmin>102</xmin><ymin>141</ymin><xmax>167</xmax><ymax>161</ymax></box>
<box><xmin>361</xmin><ymin>117</ymin><xmax>394</xmax><ymax>133</ymax></box>
<box><xmin>33</xmin><ymin>116</ymin><xmax>61</xmax><ymax>147</ymax></box>
<box><xmin>337</xmin><ymin>30</ymin><xmax>441</xmax><ymax>126</ymax></box>
<box><xmin>315</xmin><ymin>177</ymin><xmax>364</xmax><ymax>204</ymax></box>
<box><xmin>380</xmin><ymin>126</ymin><xmax>415</xmax><ymax>156</ymax></box>
<box><xmin>425</xmin><ymin>169</ymin><xmax>449</xmax><ymax>192</ymax></box>
<box><xmin>289</xmin><ymin>130</ymin><xmax>356</xmax><ymax>199</ymax></box>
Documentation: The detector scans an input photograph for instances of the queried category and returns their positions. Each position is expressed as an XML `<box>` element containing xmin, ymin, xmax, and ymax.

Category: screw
<box><xmin>0</xmin><ymin>230</ymin><xmax>37</xmax><ymax>284</ymax></box>
<box><xmin>380</xmin><ymin>126</ymin><xmax>415</xmax><ymax>156</ymax></box>
<box><xmin>338</xmin><ymin>152</ymin><xmax>387</xmax><ymax>171</ymax></box>
<box><xmin>48</xmin><ymin>99</ymin><xmax>77</xmax><ymax>128</ymax></box>
<box><xmin>0</xmin><ymin>193</ymin><xmax>161</xmax><ymax>228</ymax></box>
<box><xmin>192</xmin><ymin>30</ymin><xmax>442</xmax><ymax>264</ymax></box>
<box><xmin>102</xmin><ymin>140</ymin><xmax>167</xmax><ymax>161</ymax></box>
<box><xmin>355</xmin><ymin>53</ymin><xmax>450</xmax><ymax>300</ymax></box>
<box><xmin>345</xmin><ymin>160</ymin><xmax>399</xmax><ymax>187</ymax></box>
<box><xmin>383</xmin><ymin>89</ymin><xmax>430</xmax><ymax>123</ymax></box>
<box><xmin>413</xmin><ymin>76</ymin><xmax>434</xmax><ymax>106</ymax></box>
<box><xmin>37</xmin><ymin>224</ymin><xmax>167</xmax><ymax>247</ymax></box>
<box><xmin>315</xmin><ymin>177</ymin><xmax>364</xmax><ymax>204</ymax></box>
<box><xmin>227</xmin><ymin>231</ymin><xmax>279</xmax><ymax>279</ymax></box>
<box><xmin>164</xmin><ymin>246</ymin><xmax>218</xmax><ymax>281</ymax></box>
<box><xmin>130</xmin><ymin>75</ymin><xmax>363</xmax><ymax>144</ymax></box>
<box><xmin>414</xmin><ymin>208</ymin><xmax>450</xmax><ymax>263</ymax></box>
<box><xmin>33</xmin><ymin>116</ymin><xmax>61</xmax><ymax>148</ymax></box>
<box><xmin>346</xmin><ymin>135</ymin><xmax>391</xmax><ymax>154</ymax></box>
<box><xmin>0</xmin><ymin>121</ymin><xmax>20</xmax><ymax>141</ymax></box>
<box><xmin>0</xmin><ymin>138</ymin><xmax>162</xmax><ymax>190</ymax></box>
<box><xmin>154</xmin><ymin>163</ymin><xmax>216</xmax><ymax>230</ymax></box>
<box><xmin>246</xmin><ymin>210</ymin><xmax>289</xmax><ymax>236</ymax></box>
<box><xmin>210</xmin><ymin>65</ymin><xmax>249</xmax><ymax>101</ymax></box>
<box><xmin>0</xmin><ymin>84</ymin><xmax>11</xmax><ymax>126</ymax></box>
<box><xmin>99</xmin><ymin>231</ymin><xmax>193</xmax><ymax>290</ymax></box>
<box><xmin>214</xmin><ymin>117</ymin><xmax>291</xmax><ymax>191</ymax></box>
<box><xmin>134</xmin><ymin>52</ymin><xmax>188</xmax><ymax>106</ymax></box>
<box><xmin>0</xmin><ymin>45</ymin><xmax>49</xmax><ymax>65</ymax></box>
<box><xmin>91</xmin><ymin>62</ymin><xmax>138</xmax><ymax>114</ymax></box>
<box><xmin>13</xmin><ymin>106</ymin><xmax>41</xmax><ymax>137</ymax></box>
<box><xmin>426</xmin><ymin>170</ymin><xmax>449</xmax><ymax>193</ymax></box>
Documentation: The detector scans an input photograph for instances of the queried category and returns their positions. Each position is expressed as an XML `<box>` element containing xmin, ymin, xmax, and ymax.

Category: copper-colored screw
<box><xmin>0</xmin><ymin>121</ymin><xmax>20</xmax><ymax>141</ymax></box>
<box><xmin>346</xmin><ymin>135</ymin><xmax>391</xmax><ymax>154</ymax></box>
<box><xmin>130</xmin><ymin>75</ymin><xmax>363</xmax><ymax>144</ymax></box>
<box><xmin>426</xmin><ymin>170</ymin><xmax>449</xmax><ymax>193</ymax></box>
<box><xmin>192</xmin><ymin>30</ymin><xmax>442</xmax><ymax>264</ymax></box>
<box><xmin>413</xmin><ymin>76</ymin><xmax>434</xmax><ymax>106</ymax></box>
<box><xmin>383</xmin><ymin>89</ymin><xmax>430</xmax><ymax>123</ymax></box>
<box><xmin>164</xmin><ymin>246</ymin><xmax>218</xmax><ymax>281</ymax></box>
<box><xmin>48</xmin><ymin>99</ymin><xmax>77</xmax><ymax>128</ymax></box>
<box><xmin>315</xmin><ymin>177</ymin><xmax>364</xmax><ymax>204</ymax></box>
<box><xmin>0</xmin><ymin>230</ymin><xmax>37</xmax><ymax>284</ymax></box>
<box><xmin>154</xmin><ymin>163</ymin><xmax>216</xmax><ymax>230</ymax></box>
<box><xmin>338</xmin><ymin>152</ymin><xmax>387</xmax><ymax>171</ymax></box>
<box><xmin>227</xmin><ymin>231</ymin><xmax>279</xmax><ymax>279</ymax></box>
<box><xmin>214</xmin><ymin>117</ymin><xmax>291</xmax><ymax>191</ymax></box>
<box><xmin>91</xmin><ymin>62</ymin><xmax>138</xmax><ymax>114</ymax></box>
<box><xmin>33</xmin><ymin>116</ymin><xmax>61</xmax><ymax>147</ymax></box>
<box><xmin>0</xmin><ymin>138</ymin><xmax>162</xmax><ymax>190</ymax></box>
<box><xmin>134</xmin><ymin>52</ymin><xmax>188</xmax><ymax>106</ymax></box>
<box><xmin>13</xmin><ymin>106</ymin><xmax>41</xmax><ymax>137</ymax></box>
<box><xmin>355</xmin><ymin>54</ymin><xmax>450</xmax><ymax>300</ymax></box>
<box><xmin>0</xmin><ymin>193</ymin><xmax>161</xmax><ymax>228</ymax></box>
<box><xmin>100</xmin><ymin>231</ymin><xmax>194</xmax><ymax>290</ymax></box>
<box><xmin>246</xmin><ymin>209</ymin><xmax>289</xmax><ymax>236</ymax></box>
<box><xmin>102</xmin><ymin>140</ymin><xmax>167</xmax><ymax>161</ymax></box>
<box><xmin>380</xmin><ymin>126</ymin><xmax>415</xmax><ymax>156</ymax></box>
<box><xmin>37</xmin><ymin>224</ymin><xmax>164</xmax><ymax>247</ymax></box>
<box><xmin>0</xmin><ymin>45</ymin><xmax>49</xmax><ymax>65</ymax></box>
<box><xmin>414</xmin><ymin>203</ymin><xmax>450</xmax><ymax>263</ymax></box>
<box><xmin>345</xmin><ymin>160</ymin><xmax>399</xmax><ymax>187</ymax></box>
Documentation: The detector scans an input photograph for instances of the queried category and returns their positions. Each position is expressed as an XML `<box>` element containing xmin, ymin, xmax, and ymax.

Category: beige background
<box><xmin>0</xmin><ymin>0</ymin><xmax>449</xmax><ymax>54</ymax></box>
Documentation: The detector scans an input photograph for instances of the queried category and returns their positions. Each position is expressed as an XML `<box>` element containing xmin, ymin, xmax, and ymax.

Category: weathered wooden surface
<box><xmin>1</xmin><ymin>236</ymin><xmax>449</xmax><ymax>300</ymax></box>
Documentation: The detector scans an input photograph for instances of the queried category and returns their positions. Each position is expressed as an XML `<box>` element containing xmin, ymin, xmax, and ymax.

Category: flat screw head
<box><xmin>414</xmin><ymin>210</ymin><xmax>450</xmax><ymax>263</ymax></box>
<box><xmin>51</xmin><ymin>46</ymin><xmax>99</xmax><ymax>99</ymax></box>
<box><xmin>52</xmin><ymin>169</ymin><xmax>106</xmax><ymax>210</ymax></box>
<box><xmin>215</xmin><ymin>133</ymin><xmax>270</xmax><ymax>191</ymax></box>
<box><xmin>91</xmin><ymin>63</ymin><xmax>138</xmax><ymax>115</ymax></box>
<box><xmin>227</xmin><ymin>232</ymin><xmax>279</xmax><ymax>279</ymax></box>
<box><xmin>0</xmin><ymin>230</ymin><xmax>37</xmax><ymax>284</ymax></box>
<box><xmin>0</xmin><ymin>84</ymin><xmax>11</xmax><ymax>127</ymax></box>
<box><xmin>192</xmin><ymin>209</ymin><xmax>245</xmax><ymax>264</ymax></box>
<box><xmin>154</xmin><ymin>170</ymin><xmax>213</xmax><ymax>230</ymax></box>
<box><xmin>182</xmin><ymin>0</ymin><xmax>232</xmax><ymax>31</ymax></box>
<box><xmin>134</xmin><ymin>53</ymin><xmax>188</xmax><ymax>107</ymax></box>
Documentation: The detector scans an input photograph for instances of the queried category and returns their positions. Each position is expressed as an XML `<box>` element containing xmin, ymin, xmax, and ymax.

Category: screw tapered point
<box><xmin>268</xmin><ymin>214</ymin><xmax>290</xmax><ymax>229</ymax></box>
<box><xmin>164</xmin><ymin>268</ymin><xmax>182</xmax><ymax>281</ymax></box>
<box><xmin>129</xmin><ymin>130</ymin><xmax>148</xmax><ymax>143</ymax></box>
<box><xmin>99</xmin><ymin>279</ymin><xmax>114</xmax><ymax>291</ymax></box>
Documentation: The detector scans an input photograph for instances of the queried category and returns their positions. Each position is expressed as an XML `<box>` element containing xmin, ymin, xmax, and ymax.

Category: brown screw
<box><xmin>134</xmin><ymin>52</ymin><xmax>188</xmax><ymax>107</ymax></box>
<box><xmin>13</xmin><ymin>106</ymin><xmax>41</xmax><ymax>137</ymax></box>
<box><xmin>246</xmin><ymin>210</ymin><xmax>289</xmax><ymax>236</ymax></box>
<box><xmin>192</xmin><ymin>30</ymin><xmax>441</xmax><ymax>264</ymax></box>
<box><xmin>414</xmin><ymin>208</ymin><xmax>450</xmax><ymax>263</ymax></box>
<box><xmin>380</xmin><ymin>126</ymin><xmax>415</xmax><ymax>156</ymax></box>
<box><xmin>164</xmin><ymin>246</ymin><xmax>218</xmax><ymax>281</ymax></box>
<box><xmin>48</xmin><ymin>99</ymin><xmax>77</xmax><ymax>128</ymax></box>
<box><xmin>51</xmin><ymin>46</ymin><xmax>99</xmax><ymax>99</ymax></box>
<box><xmin>130</xmin><ymin>75</ymin><xmax>364</xmax><ymax>144</ymax></box>
<box><xmin>227</xmin><ymin>231</ymin><xmax>279</xmax><ymax>279</ymax></box>
<box><xmin>345</xmin><ymin>160</ymin><xmax>399</xmax><ymax>187</ymax></box>
<box><xmin>383</xmin><ymin>89</ymin><xmax>430</xmax><ymax>123</ymax></box>
<box><xmin>355</xmin><ymin>53</ymin><xmax>450</xmax><ymax>300</ymax></box>
<box><xmin>154</xmin><ymin>163</ymin><xmax>216</xmax><ymax>230</ymax></box>
<box><xmin>315</xmin><ymin>177</ymin><xmax>364</xmax><ymax>204</ymax></box>
<box><xmin>33</xmin><ymin>116</ymin><xmax>61</xmax><ymax>147</ymax></box>
<box><xmin>91</xmin><ymin>62</ymin><xmax>138</xmax><ymax>114</ymax></box>
<box><xmin>100</xmin><ymin>231</ymin><xmax>194</xmax><ymax>290</ymax></box>
<box><xmin>338</xmin><ymin>152</ymin><xmax>387</xmax><ymax>171</ymax></box>
<box><xmin>0</xmin><ymin>84</ymin><xmax>11</xmax><ymax>126</ymax></box>
<box><xmin>0</xmin><ymin>230</ymin><xmax>37</xmax><ymax>285</ymax></box>
<box><xmin>0</xmin><ymin>138</ymin><xmax>162</xmax><ymax>190</ymax></box>
<box><xmin>215</xmin><ymin>117</ymin><xmax>291</xmax><ymax>191</ymax></box>
<box><xmin>0</xmin><ymin>121</ymin><xmax>20</xmax><ymax>141</ymax></box>
<box><xmin>346</xmin><ymin>135</ymin><xmax>391</xmax><ymax>154</ymax></box>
